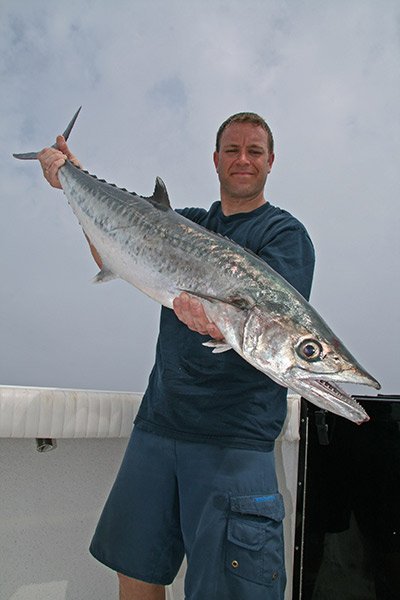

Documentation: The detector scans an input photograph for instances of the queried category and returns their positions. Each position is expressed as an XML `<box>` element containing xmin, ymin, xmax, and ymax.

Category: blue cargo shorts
<box><xmin>90</xmin><ymin>428</ymin><xmax>286</xmax><ymax>600</ymax></box>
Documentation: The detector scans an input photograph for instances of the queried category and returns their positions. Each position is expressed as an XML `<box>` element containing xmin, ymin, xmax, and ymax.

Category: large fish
<box><xmin>14</xmin><ymin>108</ymin><xmax>380</xmax><ymax>423</ymax></box>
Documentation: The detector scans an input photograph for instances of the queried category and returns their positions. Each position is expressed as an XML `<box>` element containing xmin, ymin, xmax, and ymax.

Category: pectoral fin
<box><xmin>202</xmin><ymin>340</ymin><xmax>232</xmax><ymax>353</ymax></box>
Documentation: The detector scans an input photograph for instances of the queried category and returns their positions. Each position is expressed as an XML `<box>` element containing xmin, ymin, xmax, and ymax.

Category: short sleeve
<box><xmin>258</xmin><ymin>225</ymin><xmax>315</xmax><ymax>300</ymax></box>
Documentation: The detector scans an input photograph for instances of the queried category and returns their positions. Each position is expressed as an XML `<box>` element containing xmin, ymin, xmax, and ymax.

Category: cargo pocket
<box><xmin>226</xmin><ymin>492</ymin><xmax>285</xmax><ymax>586</ymax></box>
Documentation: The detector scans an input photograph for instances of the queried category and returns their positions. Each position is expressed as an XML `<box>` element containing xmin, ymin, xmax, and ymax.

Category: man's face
<box><xmin>213</xmin><ymin>122</ymin><xmax>274</xmax><ymax>204</ymax></box>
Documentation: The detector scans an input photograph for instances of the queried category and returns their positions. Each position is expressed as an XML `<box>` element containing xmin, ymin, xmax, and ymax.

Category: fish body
<box><xmin>14</xmin><ymin>109</ymin><xmax>380</xmax><ymax>423</ymax></box>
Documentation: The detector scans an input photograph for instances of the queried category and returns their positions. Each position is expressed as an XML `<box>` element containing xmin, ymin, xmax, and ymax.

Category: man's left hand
<box><xmin>173</xmin><ymin>292</ymin><xmax>224</xmax><ymax>340</ymax></box>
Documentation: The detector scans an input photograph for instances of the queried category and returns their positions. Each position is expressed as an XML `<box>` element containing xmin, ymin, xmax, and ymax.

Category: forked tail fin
<box><xmin>13</xmin><ymin>106</ymin><xmax>82</xmax><ymax>160</ymax></box>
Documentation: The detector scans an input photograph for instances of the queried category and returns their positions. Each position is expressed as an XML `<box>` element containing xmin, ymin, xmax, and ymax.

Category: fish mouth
<box><xmin>286</xmin><ymin>361</ymin><xmax>381</xmax><ymax>424</ymax></box>
<box><xmin>313</xmin><ymin>379</ymin><xmax>369</xmax><ymax>422</ymax></box>
<box><xmin>291</xmin><ymin>376</ymin><xmax>378</xmax><ymax>424</ymax></box>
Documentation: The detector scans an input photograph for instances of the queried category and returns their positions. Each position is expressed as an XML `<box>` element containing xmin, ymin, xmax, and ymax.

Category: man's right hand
<box><xmin>38</xmin><ymin>135</ymin><xmax>81</xmax><ymax>189</ymax></box>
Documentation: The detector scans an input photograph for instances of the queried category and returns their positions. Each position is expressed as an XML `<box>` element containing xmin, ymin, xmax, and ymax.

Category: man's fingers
<box><xmin>173</xmin><ymin>295</ymin><xmax>205</xmax><ymax>333</ymax></box>
<box><xmin>37</xmin><ymin>133</ymin><xmax>81</xmax><ymax>190</ymax></box>
<box><xmin>55</xmin><ymin>135</ymin><xmax>81</xmax><ymax>168</ymax></box>
<box><xmin>38</xmin><ymin>147</ymin><xmax>66</xmax><ymax>189</ymax></box>
<box><xmin>206</xmin><ymin>323</ymin><xmax>225</xmax><ymax>340</ymax></box>
<box><xmin>173</xmin><ymin>293</ymin><xmax>224</xmax><ymax>339</ymax></box>
<box><xmin>48</xmin><ymin>156</ymin><xmax>67</xmax><ymax>187</ymax></box>
<box><xmin>173</xmin><ymin>294</ymin><xmax>207</xmax><ymax>334</ymax></box>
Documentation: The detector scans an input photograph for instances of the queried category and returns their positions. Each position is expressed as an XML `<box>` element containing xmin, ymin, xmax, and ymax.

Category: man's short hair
<box><xmin>216</xmin><ymin>112</ymin><xmax>274</xmax><ymax>154</ymax></box>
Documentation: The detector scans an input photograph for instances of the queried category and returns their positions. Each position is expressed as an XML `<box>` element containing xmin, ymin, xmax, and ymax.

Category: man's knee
<box><xmin>118</xmin><ymin>572</ymin><xmax>165</xmax><ymax>600</ymax></box>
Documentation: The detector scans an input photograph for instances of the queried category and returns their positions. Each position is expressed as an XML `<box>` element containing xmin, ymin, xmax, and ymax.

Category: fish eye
<box><xmin>296</xmin><ymin>339</ymin><xmax>323</xmax><ymax>361</ymax></box>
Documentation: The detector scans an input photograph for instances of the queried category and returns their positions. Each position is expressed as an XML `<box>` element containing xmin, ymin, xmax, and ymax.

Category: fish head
<box><xmin>242</xmin><ymin>307</ymin><xmax>381</xmax><ymax>424</ymax></box>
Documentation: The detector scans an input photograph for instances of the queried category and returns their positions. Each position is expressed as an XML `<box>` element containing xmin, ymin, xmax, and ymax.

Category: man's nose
<box><xmin>236</xmin><ymin>151</ymin><xmax>250</xmax><ymax>164</ymax></box>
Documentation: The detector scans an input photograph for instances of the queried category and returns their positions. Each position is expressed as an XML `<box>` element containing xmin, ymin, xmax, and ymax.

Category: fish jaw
<box><xmin>286</xmin><ymin>374</ymin><xmax>379</xmax><ymax>423</ymax></box>
<box><xmin>259</xmin><ymin>357</ymin><xmax>379</xmax><ymax>424</ymax></box>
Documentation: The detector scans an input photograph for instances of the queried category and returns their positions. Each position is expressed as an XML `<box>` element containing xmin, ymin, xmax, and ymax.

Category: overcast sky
<box><xmin>1</xmin><ymin>0</ymin><xmax>399</xmax><ymax>397</ymax></box>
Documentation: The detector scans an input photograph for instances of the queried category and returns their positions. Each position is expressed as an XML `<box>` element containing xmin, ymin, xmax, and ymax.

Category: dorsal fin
<box><xmin>152</xmin><ymin>177</ymin><xmax>170</xmax><ymax>209</ymax></box>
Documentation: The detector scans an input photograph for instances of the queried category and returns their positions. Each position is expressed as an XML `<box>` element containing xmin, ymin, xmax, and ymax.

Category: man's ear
<box><xmin>268</xmin><ymin>152</ymin><xmax>275</xmax><ymax>172</ymax></box>
<box><xmin>213</xmin><ymin>150</ymin><xmax>219</xmax><ymax>172</ymax></box>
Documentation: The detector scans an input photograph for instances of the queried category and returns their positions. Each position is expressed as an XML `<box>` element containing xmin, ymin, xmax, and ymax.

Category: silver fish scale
<box><xmin>58</xmin><ymin>163</ymin><xmax>231</xmax><ymax>305</ymax></box>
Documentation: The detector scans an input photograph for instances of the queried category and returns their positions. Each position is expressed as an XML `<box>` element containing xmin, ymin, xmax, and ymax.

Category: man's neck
<box><xmin>220</xmin><ymin>194</ymin><xmax>267</xmax><ymax>216</ymax></box>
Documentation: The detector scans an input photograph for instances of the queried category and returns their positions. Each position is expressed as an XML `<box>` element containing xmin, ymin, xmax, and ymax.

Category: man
<box><xmin>38</xmin><ymin>112</ymin><xmax>315</xmax><ymax>600</ymax></box>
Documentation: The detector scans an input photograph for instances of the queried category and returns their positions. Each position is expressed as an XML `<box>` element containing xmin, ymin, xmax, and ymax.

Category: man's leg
<box><xmin>118</xmin><ymin>573</ymin><xmax>165</xmax><ymax>600</ymax></box>
<box><xmin>90</xmin><ymin>430</ymin><xmax>184</xmax><ymax>591</ymax></box>
<box><xmin>177</xmin><ymin>441</ymin><xmax>286</xmax><ymax>599</ymax></box>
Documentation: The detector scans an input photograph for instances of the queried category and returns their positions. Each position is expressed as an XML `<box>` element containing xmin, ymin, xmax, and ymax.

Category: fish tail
<box><xmin>13</xmin><ymin>106</ymin><xmax>82</xmax><ymax>160</ymax></box>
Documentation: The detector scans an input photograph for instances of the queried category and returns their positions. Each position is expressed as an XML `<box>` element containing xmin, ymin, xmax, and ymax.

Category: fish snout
<box><xmin>343</xmin><ymin>366</ymin><xmax>381</xmax><ymax>390</ymax></box>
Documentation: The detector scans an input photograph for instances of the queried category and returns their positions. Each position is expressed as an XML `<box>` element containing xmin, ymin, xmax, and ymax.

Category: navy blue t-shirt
<box><xmin>135</xmin><ymin>201</ymin><xmax>315</xmax><ymax>451</ymax></box>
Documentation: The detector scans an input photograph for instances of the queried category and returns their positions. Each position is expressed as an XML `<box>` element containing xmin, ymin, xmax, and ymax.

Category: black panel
<box><xmin>294</xmin><ymin>395</ymin><xmax>400</xmax><ymax>600</ymax></box>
